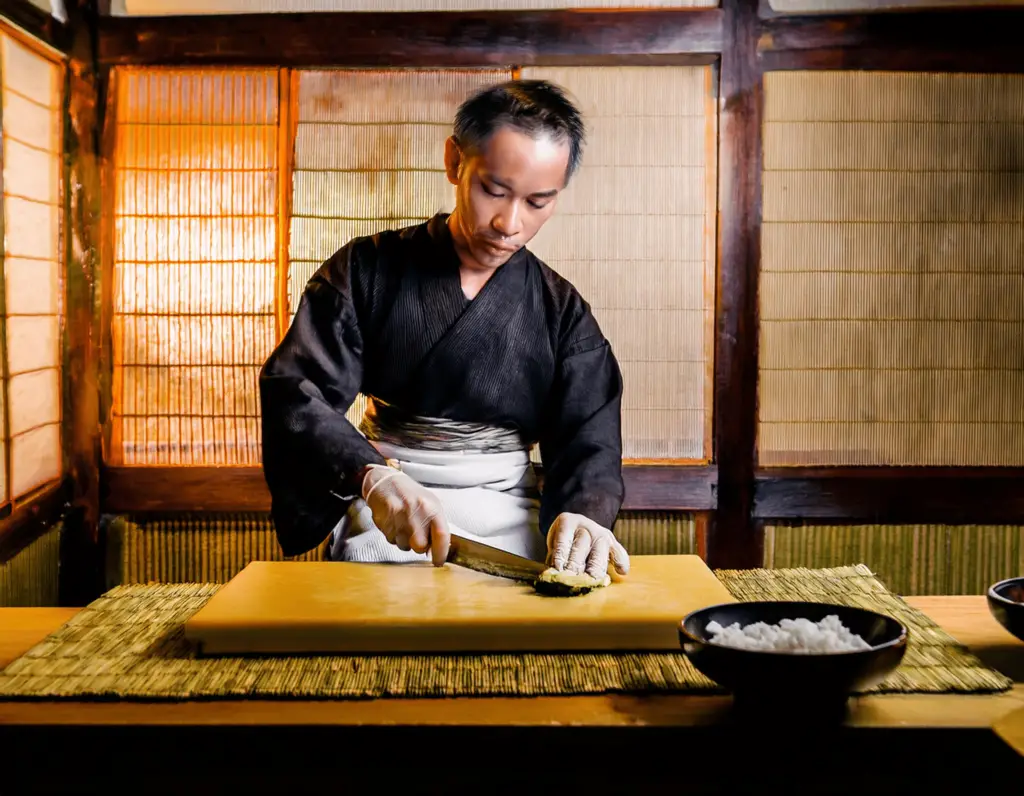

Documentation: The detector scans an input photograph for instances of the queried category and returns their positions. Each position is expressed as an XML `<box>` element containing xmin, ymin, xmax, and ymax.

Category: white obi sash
<box><xmin>329</xmin><ymin>400</ymin><xmax>545</xmax><ymax>563</ymax></box>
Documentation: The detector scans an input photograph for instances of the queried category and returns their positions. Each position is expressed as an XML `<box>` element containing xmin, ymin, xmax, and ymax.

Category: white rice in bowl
<box><xmin>705</xmin><ymin>614</ymin><xmax>872</xmax><ymax>653</ymax></box>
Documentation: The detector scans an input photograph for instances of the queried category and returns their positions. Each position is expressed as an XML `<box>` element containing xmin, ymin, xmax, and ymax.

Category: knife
<box><xmin>446</xmin><ymin>534</ymin><xmax>547</xmax><ymax>582</ymax></box>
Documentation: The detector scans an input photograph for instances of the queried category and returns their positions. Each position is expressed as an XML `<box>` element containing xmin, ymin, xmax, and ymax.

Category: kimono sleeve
<box><xmin>537</xmin><ymin>307</ymin><xmax>626</xmax><ymax>536</ymax></box>
<box><xmin>259</xmin><ymin>252</ymin><xmax>387</xmax><ymax>557</ymax></box>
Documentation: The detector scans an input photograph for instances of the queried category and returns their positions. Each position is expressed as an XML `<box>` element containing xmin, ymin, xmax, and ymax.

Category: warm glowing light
<box><xmin>110</xmin><ymin>68</ymin><xmax>279</xmax><ymax>465</ymax></box>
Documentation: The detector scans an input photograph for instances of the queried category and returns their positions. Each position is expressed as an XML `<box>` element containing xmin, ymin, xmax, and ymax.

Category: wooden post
<box><xmin>708</xmin><ymin>0</ymin><xmax>764</xmax><ymax>569</ymax></box>
<box><xmin>59</xmin><ymin>0</ymin><xmax>104</xmax><ymax>604</ymax></box>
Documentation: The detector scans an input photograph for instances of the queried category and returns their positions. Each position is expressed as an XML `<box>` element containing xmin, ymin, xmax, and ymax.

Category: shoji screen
<box><xmin>0</xmin><ymin>32</ymin><xmax>63</xmax><ymax>502</ymax></box>
<box><xmin>287</xmin><ymin>68</ymin><xmax>510</xmax><ymax>425</ymax></box>
<box><xmin>110</xmin><ymin>69</ymin><xmax>279</xmax><ymax>465</ymax></box>
<box><xmin>759</xmin><ymin>72</ymin><xmax>1024</xmax><ymax>466</ymax></box>
<box><xmin>521</xmin><ymin>66</ymin><xmax>716</xmax><ymax>461</ymax></box>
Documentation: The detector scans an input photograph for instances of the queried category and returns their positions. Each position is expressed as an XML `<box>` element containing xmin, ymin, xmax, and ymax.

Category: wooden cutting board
<box><xmin>183</xmin><ymin>555</ymin><xmax>735</xmax><ymax>654</ymax></box>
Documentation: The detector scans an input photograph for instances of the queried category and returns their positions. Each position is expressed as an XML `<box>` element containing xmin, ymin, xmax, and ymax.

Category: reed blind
<box><xmin>0</xmin><ymin>522</ymin><xmax>61</xmax><ymax>606</ymax></box>
<box><xmin>521</xmin><ymin>66</ymin><xmax>715</xmax><ymax>461</ymax></box>
<box><xmin>765</xmin><ymin>522</ymin><xmax>1023</xmax><ymax>597</ymax></box>
<box><xmin>109</xmin><ymin>68</ymin><xmax>280</xmax><ymax>465</ymax></box>
<box><xmin>759</xmin><ymin>72</ymin><xmax>1024</xmax><ymax>466</ymax></box>
<box><xmin>287</xmin><ymin>68</ymin><xmax>510</xmax><ymax>426</ymax></box>
<box><xmin>0</xmin><ymin>32</ymin><xmax>63</xmax><ymax>503</ymax></box>
<box><xmin>106</xmin><ymin>514</ymin><xmax>323</xmax><ymax>585</ymax></box>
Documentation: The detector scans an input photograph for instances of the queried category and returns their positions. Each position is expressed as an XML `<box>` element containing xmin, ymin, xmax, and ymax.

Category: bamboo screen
<box><xmin>765</xmin><ymin>523</ymin><xmax>1023</xmax><ymax>597</ymax></box>
<box><xmin>288</xmin><ymin>68</ymin><xmax>510</xmax><ymax>426</ymax></box>
<box><xmin>0</xmin><ymin>522</ymin><xmax>61</xmax><ymax>606</ymax></box>
<box><xmin>0</xmin><ymin>33</ymin><xmax>63</xmax><ymax>503</ymax></box>
<box><xmin>105</xmin><ymin>514</ymin><xmax>324</xmax><ymax>586</ymax></box>
<box><xmin>113</xmin><ymin>1</ymin><xmax>717</xmax><ymax>13</ymax></box>
<box><xmin>104</xmin><ymin>511</ymin><xmax>691</xmax><ymax>584</ymax></box>
<box><xmin>759</xmin><ymin>72</ymin><xmax>1024</xmax><ymax>466</ymax></box>
<box><xmin>522</xmin><ymin>66</ymin><xmax>715</xmax><ymax>461</ymax></box>
<box><xmin>109</xmin><ymin>68</ymin><xmax>280</xmax><ymax>465</ymax></box>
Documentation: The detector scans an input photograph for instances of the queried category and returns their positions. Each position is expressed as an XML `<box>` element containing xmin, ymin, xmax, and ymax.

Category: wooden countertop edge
<box><xmin>0</xmin><ymin>689</ymin><xmax>1021</xmax><ymax>729</ymax></box>
<box><xmin>0</xmin><ymin>596</ymin><xmax>1021</xmax><ymax>730</ymax></box>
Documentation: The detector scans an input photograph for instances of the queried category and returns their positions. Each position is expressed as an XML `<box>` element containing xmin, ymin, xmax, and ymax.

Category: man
<box><xmin>259</xmin><ymin>79</ymin><xmax>630</xmax><ymax>582</ymax></box>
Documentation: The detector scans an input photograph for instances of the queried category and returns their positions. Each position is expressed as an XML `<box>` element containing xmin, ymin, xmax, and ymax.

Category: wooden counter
<box><xmin>1</xmin><ymin>597</ymin><xmax>1022</xmax><ymax>794</ymax></box>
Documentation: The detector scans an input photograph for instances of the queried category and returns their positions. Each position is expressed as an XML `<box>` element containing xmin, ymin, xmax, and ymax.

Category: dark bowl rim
<box><xmin>987</xmin><ymin>576</ymin><xmax>1024</xmax><ymax>607</ymax></box>
<box><xmin>678</xmin><ymin>600</ymin><xmax>909</xmax><ymax>658</ymax></box>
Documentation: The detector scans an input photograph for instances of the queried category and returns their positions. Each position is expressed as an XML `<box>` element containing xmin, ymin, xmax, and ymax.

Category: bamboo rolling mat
<box><xmin>0</xmin><ymin>564</ymin><xmax>1012</xmax><ymax>700</ymax></box>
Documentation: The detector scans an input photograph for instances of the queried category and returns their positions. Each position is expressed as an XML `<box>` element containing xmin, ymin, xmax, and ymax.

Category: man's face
<box><xmin>444</xmin><ymin>124</ymin><xmax>570</xmax><ymax>270</ymax></box>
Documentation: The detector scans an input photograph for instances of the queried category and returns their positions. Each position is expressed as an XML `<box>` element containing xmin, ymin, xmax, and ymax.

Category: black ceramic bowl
<box><xmin>679</xmin><ymin>601</ymin><xmax>908</xmax><ymax>712</ymax></box>
<box><xmin>987</xmin><ymin>577</ymin><xmax>1024</xmax><ymax>642</ymax></box>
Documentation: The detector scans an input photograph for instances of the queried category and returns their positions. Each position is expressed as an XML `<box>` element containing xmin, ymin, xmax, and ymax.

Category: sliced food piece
<box><xmin>533</xmin><ymin>567</ymin><xmax>611</xmax><ymax>597</ymax></box>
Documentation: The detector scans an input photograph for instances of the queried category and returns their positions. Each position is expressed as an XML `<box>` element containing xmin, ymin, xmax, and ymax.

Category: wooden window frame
<box><xmin>85</xmin><ymin>2</ymin><xmax>1024</xmax><ymax>570</ymax></box>
<box><xmin>0</xmin><ymin>9</ymin><xmax>73</xmax><ymax>563</ymax></box>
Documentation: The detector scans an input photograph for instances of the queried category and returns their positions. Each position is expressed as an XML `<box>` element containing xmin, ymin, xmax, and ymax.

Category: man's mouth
<box><xmin>480</xmin><ymin>240</ymin><xmax>516</xmax><ymax>254</ymax></box>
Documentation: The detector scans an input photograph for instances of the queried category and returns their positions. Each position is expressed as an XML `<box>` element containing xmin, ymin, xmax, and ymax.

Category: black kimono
<box><xmin>259</xmin><ymin>213</ymin><xmax>625</xmax><ymax>557</ymax></box>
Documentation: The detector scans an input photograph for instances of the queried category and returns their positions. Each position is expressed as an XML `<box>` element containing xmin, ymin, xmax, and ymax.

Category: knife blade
<box><xmin>446</xmin><ymin>534</ymin><xmax>547</xmax><ymax>582</ymax></box>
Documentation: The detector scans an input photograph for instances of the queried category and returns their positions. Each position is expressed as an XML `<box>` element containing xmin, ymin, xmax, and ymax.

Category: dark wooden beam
<box><xmin>64</xmin><ymin>13</ymin><xmax>102</xmax><ymax>532</ymax></box>
<box><xmin>761</xmin><ymin>8</ymin><xmax>1024</xmax><ymax>50</ymax></box>
<box><xmin>59</xmin><ymin>0</ymin><xmax>106</xmax><ymax>606</ymax></box>
<box><xmin>0</xmin><ymin>0</ymin><xmax>70</xmax><ymax>52</ymax></box>
<box><xmin>755</xmin><ymin>467</ymin><xmax>1024</xmax><ymax>523</ymax></box>
<box><xmin>759</xmin><ymin>9</ymin><xmax>1024</xmax><ymax>72</ymax></box>
<box><xmin>101</xmin><ymin>464</ymin><xmax>718</xmax><ymax>514</ymax></box>
<box><xmin>102</xmin><ymin>467</ymin><xmax>271</xmax><ymax>513</ymax></box>
<box><xmin>96</xmin><ymin>9</ymin><xmax>724</xmax><ymax>66</ymax></box>
<box><xmin>622</xmin><ymin>465</ymin><xmax>717</xmax><ymax>511</ymax></box>
<box><xmin>0</xmin><ymin>479</ymin><xmax>71</xmax><ymax>564</ymax></box>
<box><xmin>707</xmin><ymin>0</ymin><xmax>763</xmax><ymax>570</ymax></box>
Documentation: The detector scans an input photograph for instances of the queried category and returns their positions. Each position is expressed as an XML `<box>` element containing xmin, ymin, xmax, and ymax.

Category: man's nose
<box><xmin>492</xmin><ymin>203</ymin><xmax>522</xmax><ymax>237</ymax></box>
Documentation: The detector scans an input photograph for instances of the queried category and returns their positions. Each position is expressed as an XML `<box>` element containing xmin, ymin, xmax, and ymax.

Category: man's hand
<box><xmin>361</xmin><ymin>465</ymin><xmax>451</xmax><ymax>566</ymax></box>
<box><xmin>545</xmin><ymin>512</ymin><xmax>630</xmax><ymax>580</ymax></box>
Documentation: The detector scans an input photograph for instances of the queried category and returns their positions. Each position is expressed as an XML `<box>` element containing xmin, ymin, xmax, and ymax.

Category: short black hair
<box><xmin>453</xmin><ymin>79</ymin><xmax>586</xmax><ymax>182</ymax></box>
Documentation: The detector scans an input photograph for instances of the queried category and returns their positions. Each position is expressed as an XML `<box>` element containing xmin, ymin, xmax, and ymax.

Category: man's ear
<box><xmin>444</xmin><ymin>136</ymin><xmax>463</xmax><ymax>186</ymax></box>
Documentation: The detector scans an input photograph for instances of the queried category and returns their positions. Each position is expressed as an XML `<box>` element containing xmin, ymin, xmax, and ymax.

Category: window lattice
<box><xmin>0</xmin><ymin>32</ymin><xmax>63</xmax><ymax>500</ymax></box>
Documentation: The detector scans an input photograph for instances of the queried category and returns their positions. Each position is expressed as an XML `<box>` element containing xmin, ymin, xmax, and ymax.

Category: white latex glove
<box><xmin>361</xmin><ymin>464</ymin><xmax>451</xmax><ymax>566</ymax></box>
<box><xmin>545</xmin><ymin>512</ymin><xmax>630</xmax><ymax>580</ymax></box>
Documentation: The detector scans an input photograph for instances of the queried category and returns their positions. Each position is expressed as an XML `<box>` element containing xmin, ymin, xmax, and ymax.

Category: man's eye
<box><xmin>482</xmin><ymin>183</ymin><xmax>503</xmax><ymax>197</ymax></box>
<box><xmin>528</xmin><ymin>200</ymin><xmax>549</xmax><ymax>210</ymax></box>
